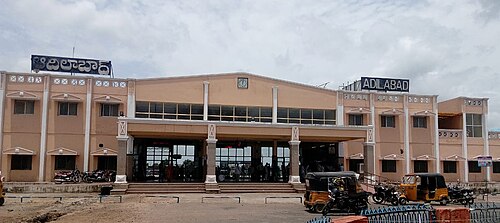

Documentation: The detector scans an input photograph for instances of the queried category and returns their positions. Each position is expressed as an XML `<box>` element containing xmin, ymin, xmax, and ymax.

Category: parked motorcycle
<box><xmin>372</xmin><ymin>184</ymin><xmax>404</xmax><ymax>205</ymax></box>
<box><xmin>448</xmin><ymin>185</ymin><xmax>474</xmax><ymax>205</ymax></box>
<box><xmin>322</xmin><ymin>188</ymin><xmax>370</xmax><ymax>215</ymax></box>
<box><xmin>82</xmin><ymin>170</ymin><xmax>116</xmax><ymax>183</ymax></box>
<box><xmin>54</xmin><ymin>169</ymin><xmax>81</xmax><ymax>184</ymax></box>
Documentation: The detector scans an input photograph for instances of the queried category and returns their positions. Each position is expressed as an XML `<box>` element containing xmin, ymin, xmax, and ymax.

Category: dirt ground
<box><xmin>2</xmin><ymin>193</ymin><xmax>498</xmax><ymax>223</ymax></box>
<box><xmin>0</xmin><ymin>193</ymin><xmax>322</xmax><ymax>223</ymax></box>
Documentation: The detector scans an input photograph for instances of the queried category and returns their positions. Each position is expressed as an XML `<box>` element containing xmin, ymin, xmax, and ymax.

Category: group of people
<box><xmin>158</xmin><ymin>160</ymin><xmax>195</xmax><ymax>183</ymax></box>
<box><xmin>216</xmin><ymin>162</ymin><xmax>290</xmax><ymax>182</ymax></box>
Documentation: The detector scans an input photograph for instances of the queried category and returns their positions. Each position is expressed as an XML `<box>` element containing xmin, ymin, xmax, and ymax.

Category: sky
<box><xmin>1</xmin><ymin>0</ymin><xmax>500</xmax><ymax>129</ymax></box>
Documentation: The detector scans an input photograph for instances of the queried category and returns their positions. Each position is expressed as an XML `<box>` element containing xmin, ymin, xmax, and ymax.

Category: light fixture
<box><xmin>58</xmin><ymin>149</ymin><xmax>63</xmax><ymax>154</ymax></box>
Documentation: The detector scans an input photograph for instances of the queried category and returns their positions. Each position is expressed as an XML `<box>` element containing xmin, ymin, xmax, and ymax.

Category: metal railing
<box><xmin>360</xmin><ymin>204</ymin><xmax>435</xmax><ymax>223</ymax></box>
<box><xmin>305</xmin><ymin>216</ymin><xmax>331</xmax><ymax>223</ymax></box>
<box><xmin>470</xmin><ymin>202</ymin><xmax>500</xmax><ymax>223</ymax></box>
<box><xmin>201</xmin><ymin>196</ymin><xmax>241</xmax><ymax>203</ymax></box>
<box><xmin>264</xmin><ymin>196</ymin><xmax>302</xmax><ymax>204</ymax></box>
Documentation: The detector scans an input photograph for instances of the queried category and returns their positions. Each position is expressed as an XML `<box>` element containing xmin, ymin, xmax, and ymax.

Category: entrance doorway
<box><xmin>215</xmin><ymin>141</ymin><xmax>290</xmax><ymax>182</ymax></box>
<box><xmin>300</xmin><ymin>142</ymin><xmax>341</xmax><ymax>181</ymax></box>
<box><xmin>131</xmin><ymin>139</ymin><xmax>203</xmax><ymax>182</ymax></box>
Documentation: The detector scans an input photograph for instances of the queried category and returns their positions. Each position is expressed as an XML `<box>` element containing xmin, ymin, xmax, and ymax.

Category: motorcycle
<box><xmin>448</xmin><ymin>186</ymin><xmax>474</xmax><ymax>205</ymax></box>
<box><xmin>54</xmin><ymin>169</ymin><xmax>81</xmax><ymax>184</ymax></box>
<box><xmin>322</xmin><ymin>188</ymin><xmax>370</xmax><ymax>216</ymax></box>
<box><xmin>372</xmin><ymin>184</ymin><xmax>404</xmax><ymax>205</ymax></box>
<box><xmin>82</xmin><ymin>170</ymin><xmax>116</xmax><ymax>183</ymax></box>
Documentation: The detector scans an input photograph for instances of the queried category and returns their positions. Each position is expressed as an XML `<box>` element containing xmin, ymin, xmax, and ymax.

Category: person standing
<box><xmin>234</xmin><ymin>164</ymin><xmax>241</xmax><ymax>182</ymax></box>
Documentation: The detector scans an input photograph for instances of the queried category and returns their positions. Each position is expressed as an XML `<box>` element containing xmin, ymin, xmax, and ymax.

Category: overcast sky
<box><xmin>1</xmin><ymin>0</ymin><xmax>499</xmax><ymax>129</ymax></box>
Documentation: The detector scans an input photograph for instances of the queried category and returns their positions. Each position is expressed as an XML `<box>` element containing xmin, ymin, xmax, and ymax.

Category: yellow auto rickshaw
<box><xmin>0</xmin><ymin>171</ymin><xmax>5</xmax><ymax>206</ymax></box>
<box><xmin>304</xmin><ymin>171</ymin><xmax>364</xmax><ymax>213</ymax></box>
<box><xmin>400</xmin><ymin>173</ymin><xmax>449</xmax><ymax>205</ymax></box>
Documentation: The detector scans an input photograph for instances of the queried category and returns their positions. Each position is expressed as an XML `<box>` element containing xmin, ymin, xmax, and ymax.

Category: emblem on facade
<box><xmin>368</xmin><ymin>128</ymin><xmax>374</xmax><ymax>142</ymax></box>
<box><xmin>208</xmin><ymin>124</ymin><xmax>216</xmax><ymax>140</ymax></box>
<box><xmin>118</xmin><ymin>121</ymin><xmax>127</xmax><ymax>137</ymax></box>
<box><xmin>291</xmin><ymin>126</ymin><xmax>299</xmax><ymax>141</ymax></box>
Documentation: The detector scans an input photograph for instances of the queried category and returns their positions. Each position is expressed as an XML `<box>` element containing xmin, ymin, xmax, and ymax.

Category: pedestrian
<box><xmin>234</xmin><ymin>164</ymin><xmax>241</xmax><ymax>182</ymax></box>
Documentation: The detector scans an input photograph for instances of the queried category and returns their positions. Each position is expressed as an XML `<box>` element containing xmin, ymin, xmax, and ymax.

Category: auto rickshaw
<box><xmin>304</xmin><ymin>171</ymin><xmax>365</xmax><ymax>213</ymax></box>
<box><xmin>400</xmin><ymin>173</ymin><xmax>449</xmax><ymax>204</ymax></box>
<box><xmin>0</xmin><ymin>171</ymin><xmax>5</xmax><ymax>206</ymax></box>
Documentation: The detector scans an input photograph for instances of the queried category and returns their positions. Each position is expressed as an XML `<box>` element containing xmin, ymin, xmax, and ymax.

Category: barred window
<box><xmin>381</xmin><ymin>115</ymin><xmax>395</xmax><ymax>128</ymax></box>
<box><xmin>414</xmin><ymin>160</ymin><xmax>428</xmax><ymax>173</ymax></box>
<box><xmin>277</xmin><ymin>107</ymin><xmax>336</xmax><ymax>125</ymax></box>
<box><xmin>11</xmin><ymin>155</ymin><xmax>32</xmax><ymax>170</ymax></box>
<box><xmin>382</xmin><ymin>160</ymin><xmax>396</xmax><ymax>172</ymax></box>
<box><xmin>413</xmin><ymin>116</ymin><xmax>427</xmax><ymax>128</ymax></box>
<box><xmin>466</xmin><ymin>114</ymin><xmax>482</xmax><ymax>137</ymax></box>
<box><xmin>349</xmin><ymin>114</ymin><xmax>363</xmax><ymax>126</ymax></box>
<box><xmin>443</xmin><ymin>161</ymin><xmax>457</xmax><ymax>173</ymax></box>
<box><xmin>468</xmin><ymin>161</ymin><xmax>481</xmax><ymax>173</ymax></box>
<box><xmin>14</xmin><ymin>100</ymin><xmax>35</xmax><ymax>114</ymax></box>
<box><xmin>100</xmin><ymin>103</ymin><xmax>119</xmax><ymax>117</ymax></box>
<box><xmin>58</xmin><ymin>102</ymin><xmax>78</xmax><ymax>116</ymax></box>
<box><xmin>135</xmin><ymin>102</ymin><xmax>204</xmax><ymax>120</ymax></box>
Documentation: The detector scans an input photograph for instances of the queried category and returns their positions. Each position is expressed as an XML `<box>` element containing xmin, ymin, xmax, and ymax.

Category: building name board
<box><xmin>31</xmin><ymin>55</ymin><xmax>112</xmax><ymax>76</ymax></box>
<box><xmin>478</xmin><ymin>155</ymin><xmax>493</xmax><ymax>167</ymax></box>
<box><xmin>360</xmin><ymin>77</ymin><xmax>409</xmax><ymax>92</ymax></box>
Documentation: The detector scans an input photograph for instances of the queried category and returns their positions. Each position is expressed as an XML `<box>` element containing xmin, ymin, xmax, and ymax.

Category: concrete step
<box><xmin>127</xmin><ymin>190</ymin><xmax>205</xmax><ymax>194</ymax></box>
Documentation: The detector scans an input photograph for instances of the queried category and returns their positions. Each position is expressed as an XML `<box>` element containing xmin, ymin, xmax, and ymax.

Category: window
<box><xmin>413</xmin><ymin>116</ymin><xmax>427</xmax><ymax>128</ymax></box>
<box><xmin>97</xmin><ymin>156</ymin><xmax>117</xmax><ymax>170</ymax></box>
<box><xmin>11</xmin><ymin>155</ymin><xmax>32</xmax><ymax>170</ymax></box>
<box><xmin>466</xmin><ymin>114</ymin><xmax>482</xmax><ymax>137</ymax></box>
<box><xmin>349</xmin><ymin>114</ymin><xmax>363</xmax><ymax>126</ymax></box>
<box><xmin>493</xmin><ymin>162</ymin><xmax>500</xmax><ymax>173</ymax></box>
<box><xmin>100</xmin><ymin>103</ymin><xmax>119</xmax><ymax>117</ymax></box>
<box><xmin>414</xmin><ymin>160</ymin><xmax>428</xmax><ymax>173</ymax></box>
<box><xmin>14</xmin><ymin>100</ymin><xmax>35</xmax><ymax>114</ymax></box>
<box><xmin>468</xmin><ymin>161</ymin><xmax>481</xmax><ymax>173</ymax></box>
<box><xmin>55</xmin><ymin>156</ymin><xmax>76</xmax><ymax>170</ymax></box>
<box><xmin>58</xmin><ymin>102</ymin><xmax>78</xmax><ymax>116</ymax></box>
<box><xmin>382</xmin><ymin>160</ymin><xmax>396</xmax><ymax>172</ymax></box>
<box><xmin>276</xmin><ymin>107</ymin><xmax>336</xmax><ymax>125</ymax></box>
<box><xmin>443</xmin><ymin>161</ymin><xmax>457</xmax><ymax>173</ymax></box>
<box><xmin>381</xmin><ymin>115</ymin><xmax>395</xmax><ymax>128</ymax></box>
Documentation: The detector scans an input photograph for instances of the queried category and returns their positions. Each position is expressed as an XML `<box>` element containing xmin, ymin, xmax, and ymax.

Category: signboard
<box><xmin>31</xmin><ymin>55</ymin><xmax>112</xmax><ymax>76</ymax></box>
<box><xmin>477</xmin><ymin>155</ymin><xmax>493</xmax><ymax>167</ymax></box>
<box><xmin>360</xmin><ymin>77</ymin><xmax>409</xmax><ymax>92</ymax></box>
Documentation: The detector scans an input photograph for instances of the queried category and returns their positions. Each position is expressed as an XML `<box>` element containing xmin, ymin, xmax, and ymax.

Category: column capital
<box><xmin>206</xmin><ymin>138</ymin><xmax>218</xmax><ymax>144</ymax></box>
<box><xmin>117</xmin><ymin>135</ymin><xmax>130</xmax><ymax>141</ymax></box>
<box><xmin>362</xmin><ymin>142</ymin><xmax>375</xmax><ymax>146</ymax></box>
<box><xmin>288</xmin><ymin>140</ymin><xmax>300</xmax><ymax>146</ymax></box>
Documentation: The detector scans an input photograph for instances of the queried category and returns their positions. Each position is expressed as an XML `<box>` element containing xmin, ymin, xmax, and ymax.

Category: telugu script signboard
<box><xmin>31</xmin><ymin>55</ymin><xmax>112</xmax><ymax>76</ymax></box>
<box><xmin>360</xmin><ymin>77</ymin><xmax>410</xmax><ymax>92</ymax></box>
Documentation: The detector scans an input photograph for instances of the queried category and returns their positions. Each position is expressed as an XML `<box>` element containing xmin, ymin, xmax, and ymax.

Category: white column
<box><xmin>462</xmin><ymin>112</ymin><xmax>469</xmax><ymax>182</ymax></box>
<box><xmin>336</xmin><ymin>92</ymin><xmax>344</xmax><ymax>126</ymax></box>
<box><xmin>38</xmin><ymin>76</ymin><xmax>50</xmax><ymax>182</ymax></box>
<box><xmin>83</xmin><ymin>79</ymin><xmax>92</xmax><ymax>172</ymax></box>
<box><xmin>272</xmin><ymin>86</ymin><xmax>278</xmax><ymax>124</ymax></box>
<box><xmin>433</xmin><ymin>96</ymin><xmax>440</xmax><ymax>173</ymax></box>
<box><xmin>403</xmin><ymin>95</ymin><xmax>410</xmax><ymax>174</ymax></box>
<box><xmin>203</xmin><ymin>81</ymin><xmax>209</xmax><ymax>121</ymax></box>
<box><xmin>483</xmin><ymin>99</ymin><xmax>490</xmax><ymax>182</ymax></box>
<box><xmin>127</xmin><ymin>80</ymin><xmax>135</xmax><ymax>118</ymax></box>
<box><xmin>0</xmin><ymin>73</ymin><xmax>6</xmax><ymax>171</ymax></box>
<box><xmin>370</xmin><ymin>93</ymin><xmax>376</xmax><ymax>174</ymax></box>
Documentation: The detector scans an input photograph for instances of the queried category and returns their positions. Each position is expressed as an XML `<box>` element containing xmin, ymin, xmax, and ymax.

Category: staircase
<box><xmin>218</xmin><ymin>183</ymin><xmax>297</xmax><ymax>193</ymax></box>
<box><xmin>126</xmin><ymin>183</ymin><xmax>206</xmax><ymax>194</ymax></box>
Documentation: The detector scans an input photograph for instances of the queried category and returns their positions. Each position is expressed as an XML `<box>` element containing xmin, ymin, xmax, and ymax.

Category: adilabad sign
<box><xmin>360</xmin><ymin>77</ymin><xmax>410</xmax><ymax>92</ymax></box>
<box><xmin>31</xmin><ymin>55</ymin><xmax>112</xmax><ymax>76</ymax></box>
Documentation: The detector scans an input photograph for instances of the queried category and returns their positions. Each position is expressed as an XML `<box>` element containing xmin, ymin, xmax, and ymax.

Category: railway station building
<box><xmin>0</xmin><ymin>71</ymin><xmax>499</xmax><ymax>186</ymax></box>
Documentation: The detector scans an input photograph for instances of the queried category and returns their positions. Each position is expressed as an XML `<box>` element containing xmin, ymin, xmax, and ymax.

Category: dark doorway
<box><xmin>131</xmin><ymin>139</ymin><xmax>203</xmax><ymax>182</ymax></box>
